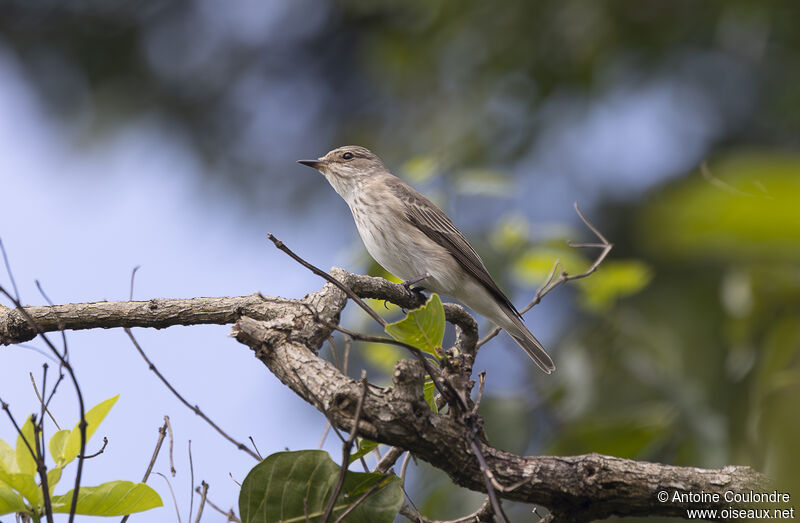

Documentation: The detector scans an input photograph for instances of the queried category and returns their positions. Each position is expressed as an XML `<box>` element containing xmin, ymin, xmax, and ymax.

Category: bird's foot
<box><xmin>401</xmin><ymin>273</ymin><xmax>431</xmax><ymax>293</ymax></box>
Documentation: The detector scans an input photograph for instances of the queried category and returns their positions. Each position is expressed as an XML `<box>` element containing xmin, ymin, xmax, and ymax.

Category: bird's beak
<box><xmin>297</xmin><ymin>158</ymin><xmax>326</xmax><ymax>169</ymax></box>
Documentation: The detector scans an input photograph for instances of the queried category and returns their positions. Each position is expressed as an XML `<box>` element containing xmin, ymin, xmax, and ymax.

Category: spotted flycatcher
<box><xmin>298</xmin><ymin>145</ymin><xmax>555</xmax><ymax>373</ymax></box>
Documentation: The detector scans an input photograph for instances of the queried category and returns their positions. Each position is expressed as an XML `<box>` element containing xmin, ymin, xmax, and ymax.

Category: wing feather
<box><xmin>386</xmin><ymin>178</ymin><xmax>521</xmax><ymax>319</ymax></box>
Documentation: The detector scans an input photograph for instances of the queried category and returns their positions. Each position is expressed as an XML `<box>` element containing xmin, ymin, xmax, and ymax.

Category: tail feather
<box><xmin>504</xmin><ymin>312</ymin><xmax>555</xmax><ymax>374</ymax></box>
<box><xmin>510</xmin><ymin>332</ymin><xmax>555</xmax><ymax>374</ymax></box>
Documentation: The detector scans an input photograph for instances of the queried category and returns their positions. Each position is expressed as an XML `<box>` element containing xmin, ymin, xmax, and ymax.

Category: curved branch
<box><xmin>0</xmin><ymin>269</ymin><xmax>767</xmax><ymax>520</ymax></box>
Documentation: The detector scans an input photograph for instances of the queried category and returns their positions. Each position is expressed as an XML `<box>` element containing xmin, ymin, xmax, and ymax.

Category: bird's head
<box><xmin>298</xmin><ymin>145</ymin><xmax>387</xmax><ymax>200</ymax></box>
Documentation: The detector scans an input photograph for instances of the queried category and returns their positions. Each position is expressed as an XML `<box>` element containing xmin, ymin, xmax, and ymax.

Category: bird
<box><xmin>298</xmin><ymin>145</ymin><xmax>555</xmax><ymax>374</ymax></box>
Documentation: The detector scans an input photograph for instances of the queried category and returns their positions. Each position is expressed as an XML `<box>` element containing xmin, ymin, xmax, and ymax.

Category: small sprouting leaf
<box><xmin>423</xmin><ymin>380</ymin><xmax>439</xmax><ymax>413</ymax></box>
<box><xmin>348</xmin><ymin>439</ymin><xmax>379</xmax><ymax>464</ymax></box>
<box><xmin>47</xmin><ymin>466</ymin><xmax>62</xmax><ymax>494</ymax></box>
<box><xmin>239</xmin><ymin>450</ymin><xmax>402</xmax><ymax>523</ymax></box>
<box><xmin>15</xmin><ymin>417</ymin><xmax>37</xmax><ymax>477</ymax></box>
<box><xmin>51</xmin><ymin>481</ymin><xmax>162</xmax><ymax>516</ymax></box>
<box><xmin>385</xmin><ymin>294</ymin><xmax>445</xmax><ymax>356</ymax></box>
<box><xmin>0</xmin><ymin>439</ymin><xmax>16</xmax><ymax>473</ymax></box>
<box><xmin>0</xmin><ymin>485</ymin><xmax>28</xmax><ymax>516</ymax></box>
<box><xmin>63</xmin><ymin>395</ymin><xmax>119</xmax><ymax>466</ymax></box>
<box><xmin>0</xmin><ymin>469</ymin><xmax>42</xmax><ymax>506</ymax></box>
<box><xmin>48</xmin><ymin>430</ymin><xmax>70</xmax><ymax>466</ymax></box>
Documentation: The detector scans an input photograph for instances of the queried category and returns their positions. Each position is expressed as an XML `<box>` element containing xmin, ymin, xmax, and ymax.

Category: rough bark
<box><xmin>0</xmin><ymin>268</ymin><xmax>767</xmax><ymax>521</ymax></box>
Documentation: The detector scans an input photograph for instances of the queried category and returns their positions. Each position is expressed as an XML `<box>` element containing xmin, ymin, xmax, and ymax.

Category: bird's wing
<box><xmin>386</xmin><ymin>177</ymin><xmax>521</xmax><ymax>319</ymax></box>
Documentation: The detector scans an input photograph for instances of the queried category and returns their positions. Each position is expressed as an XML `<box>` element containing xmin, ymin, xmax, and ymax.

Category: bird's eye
<box><xmin>342</xmin><ymin>152</ymin><xmax>354</xmax><ymax>160</ymax></box>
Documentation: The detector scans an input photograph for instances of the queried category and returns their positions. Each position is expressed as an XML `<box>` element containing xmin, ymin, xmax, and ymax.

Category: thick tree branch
<box><xmin>0</xmin><ymin>269</ymin><xmax>767</xmax><ymax>520</ymax></box>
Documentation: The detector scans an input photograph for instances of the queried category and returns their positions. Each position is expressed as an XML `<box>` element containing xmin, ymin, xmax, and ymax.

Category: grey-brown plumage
<box><xmin>298</xmin><ymin>145</ymin><xmax>555</xmax><ymax>373</ymax></box>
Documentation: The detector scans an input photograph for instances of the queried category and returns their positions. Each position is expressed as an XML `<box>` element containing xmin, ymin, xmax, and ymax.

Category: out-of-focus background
<box><xmin>1</xmin><ymin>1</ymin><xmax>799</xmax><ymax>520</ymax></box>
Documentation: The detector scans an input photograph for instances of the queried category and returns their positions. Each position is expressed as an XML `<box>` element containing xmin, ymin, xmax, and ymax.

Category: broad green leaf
<box><xmin>423</xmin><ymin>380</ymin><xmax>439</xmax><ymax>413</ymax></box>
<box><xmin>575</xmin><ymin>260</ymin><xmax>653</xmax><ymax>311</ymax></box>
<box><xmin>348</xmin><ymin>439</ymin><xmax>379</xmax><ymax>464</ymax></box>
<box><xmin>0</xmin><ymin>439</ymin><xmax>16</xmax><ymax>473</ymax></box>
<box><xmin>63</xmin><ymin>395</ymin><xmax>119</xmax><ymax>466</ymax></box>
<box><xmin>47</xmin><ymin>466</ymin><xmax>62</xmax><ymax>494</ymax></box>
<box><xmin>385</xmin><ymin>294</ymin><xmax>445</xmax><ymax>356</ymax></box>
<box><xmin>15</xmin><ymin>417</ymin><xmax>37</xmax><ymax>477</ymax></box>
<box><xmin>48</xmin><ymin>430</ymin><xmax>70</xmax><ymax>466</ymax></box>
<box><xmin>239</xmin><ymin>450</ymin><xmax>403</xmax><ymax>523</ymax></box>
<box><xmin>0</xmin><ymin>486</ymin><xmax>27</xmax><ymax>516</ymax></box>
<box><xmin>51</xmin><ymin>481</ymin><xmax>162</xmax><ymax>515</ymax></box>
<box><xmin>0</xmin><ymin>469</ymin><xmax>42</xmax><ymax>506</ymax></box>
<box><xmin>513</xmin><ymin>246</ymin><xmax>588</xmax><ymax>286</ymax></box>
<box><xmin>638</xmin><ymin>153</ymin><xmax>800</xmax><ymax>262</ymax></box>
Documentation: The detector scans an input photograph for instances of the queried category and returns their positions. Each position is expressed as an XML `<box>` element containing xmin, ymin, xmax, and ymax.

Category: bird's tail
<box><xmin>504</xmin><ymin>313</ymin><xmax>555</xmax><ymax>374</ymax></box>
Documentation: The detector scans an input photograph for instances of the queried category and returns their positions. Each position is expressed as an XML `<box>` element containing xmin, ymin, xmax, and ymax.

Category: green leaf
<box><xmin>0</xmin><ymin>439</ymin><xmax>16</xmax><ymax>473</ymax></box>
<box><xmin>348</xmin><ymin>439</ymin><xmax>379</xmax><ymax>464</ymax></box>
<box><xmin>576</xmin><ymin>260</ymin><xmax>653</xmax><ymax>311</ymax></box>
<box><xmin>362</xmin><ymin>342</ymin><xmax>405</xmax><ymax>376</ymax></box>
<box><xmin>47</xmin><ymin>466</ymin><xmax>62</xmax><ymax>494</ymax></box>
<box><xmin>239</xmin><ymin>450</ymin><xmax>403</xmax><ymax>523</ymax></box>
<box><xmin>51</xmin><ymin>481</ymin><xmax>162</xmax><ymax>516</ymax></box>
<box><xmin>0</xmin><ymin>485</ymin><xmax>28</xmax><ymax>516</ymax></box>
<box><xmin>15</xmin><ymin>417</ymin><xmax>37</xmax><ymax>477</ymax></box>
<box><xmin>638</xmin><ymin>153</ymin><xmax>800</xmax><ymax>262</ymax></box>
<box><xmin>48</xmin><ymin>430</ymin><xmax>70</xmax><ymax>466</ymax></box>
<box><xmin>63</xmin><ymin>394</ymin><xmax>119</xmax><ymax>466</ymax></box>
<box><xmin>0</xmin><ymin>469</ymin><xmax>42</xmax><ymax>506</ymax></box>
<box><xmin>423</xmin><ymin>380</ymin><xmax>439</xmax><ymax>413</ymax></box>
<box><xmin>513</xmin><ymin>245</ymin><xmax>589</xmax><ymax>286</ymax></box>
<box><xmin>385</xmin><ymin>294</ymin><xmax>445</xmax><ymax>356</ymax></box>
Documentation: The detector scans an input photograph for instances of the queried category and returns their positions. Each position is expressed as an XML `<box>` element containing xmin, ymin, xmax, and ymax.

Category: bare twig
<box><xmin>478</xmin><ymin>202</ymin><xmax>612</xmax><ymax>348</ymax></box>
<box><xmin>156</xmin><ymin>472</ymin><xmax>182</xmax><ymax>523</ymax></box>
<box><xmin>194</xmin><ymin>488</ymin><xmax>241</xmax><ymax>523</ymax></box>
<box><xmin>30</xmin><ymin>368</ymin><xmax>60</xmax><ymax>429</ymax></box>
<box><xmin>0</xmin><ymin>238</ymin><xmax>20</xmax><ymax>302</ymax></box>
<box><xmin>121</xmin><ymin>419</ymin><xmax>168</xmax><ymax>523</ymax></box>
<box><xmin>81</xmin><ymin>436</ymin><xmax>108</xmax><ymax>459</ymax></box>
<box><xmin>32</xmin><ymin>415</ymin><xmax>55</xmax><ymax>523</ymax></box>
<box><xmin>165</xmin><ymin>415</ymin><xmax>176</xmax><ymax>476</ymax></box>
<box><xmin>374</xmin><ymin>446</ymin><xmax>404</xmax><ymax>474</ymax></box>
<box><xmin>248</xmin><ymin>436</ymin><xmax>263</xmax><ymax>460</ymax></box>
<box><xmin>188</xmin><ymin>440</ymin><xmax>195</xmax><ymax>523</ymax></box>
<box><xmin>268</xmin><ymin>233</ymin><xmax>387</xmax><ymax>327</ymax></box>
<box><xmin>129</xmin><ymin>265</ymin><xmax>141</xmax><ymax>301</ymax></box>
<box><xmin>194</xmin><ymin>481</ymin><xmax>209</xmax><ymax>523</ymax></box>
<box><xmin>321</xmin><ymin>371</ymin><xmax>369</xmax><ymax>523</ymax></box>
<box><xmin>332</xmin><ymin>480</ymin><xmax>383</xmax><ymax>523</ymax></box>
<box><xmin>124</xmin><ymin>328</ymin><xmax>259</xmax><ymax>460</ymax></box>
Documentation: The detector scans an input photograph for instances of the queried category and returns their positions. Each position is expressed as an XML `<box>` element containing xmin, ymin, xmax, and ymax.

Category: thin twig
<box><xmin>194</xmin><ymin>488</ymin><xmax>241</xmax><ymax>523</ymax></box>
<box><xmin>30</xmin><ymin>369</ymin><xmax>60</xmax><ymax>429</ymax></box>
<box><xmin>165</xmin><ymin>415</ymin><xmax>176</xmax><ymax>476</ymax></box>
<box><xmin>477</xmin><ymin>202</ymin><xmax>612</xmax><ymax>348</ymax></box>
<box><xmin>32</xmin><ymin>415</ymin><xmax>55</xmax><ymax>523</ymax></box>
<box><xmin>248</xmin><ymin>436</ymin><xmax>263</xmax><ymax>460</ymax></box>
<box><xmin>81</xmin><ymin>437</ymin><xmax>108</xmax><ymax>459</ymax></box>
<box><xmin>400</xmin><ymin>451</ymin><xmax>413</xmax><ymax>485</ymax></box>
<box><xmin>268</xmin><ymin>233</ymin><xmax>387</xmax><ymax>326</ymax></box>
<box><xmin>188</xmin><ymin>440</ymin><xmax>195</xmax><ymax>523</ymax></box>
<box><xmin>124</xmin><ymin>328</ymin><xmax>260</xmax><ymax>460</ymax></box>
<box><xmin>194</xmin><ymin>481</ymin><xmax>209</xmax><ymax>523</ymax></box>
<box><xmin>321</xmin><ymin>371</ymin><xmax>369</xmax><ymax>523</ymax></box>
<box><xmin>129</xmin><ymin>265</ymin><xmax>141</xmax><ymax>301</ymax></box>
<box><xmin>120</xmin><ymin>420</ymin><xmax>168</xmax><ymax>523</ymax></box>
<box><xmin>332</xmin><ymin>480</ymin><xmax>383</xmax><ymax>523</ymax></box>
<box><xmin>374</xmin><ymin>446</ymin><xmax>404</xmax><ymax>474</ymax></box>
<box><xmin>156</xmin><ymin>472</ymin><xmax>182</xmax><ymax>523</ymax></box>
<box><xmin>0</xmin><ymin>238</ymin><xmax>20</xmax><ymax>302</ymax></box>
